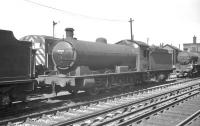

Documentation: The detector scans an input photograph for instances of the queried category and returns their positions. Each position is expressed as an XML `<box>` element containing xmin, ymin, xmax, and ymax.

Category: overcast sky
<box><xmin>1</xmin><ymin>0</ymin><xmax>200</xmax><ymax>49</ymax></box>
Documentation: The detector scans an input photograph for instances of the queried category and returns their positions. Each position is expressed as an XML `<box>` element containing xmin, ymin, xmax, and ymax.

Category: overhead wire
<box><xmin>23</xmin><ymin>0</ymin><xmax>127</xmax><ymax>22</ymax></box>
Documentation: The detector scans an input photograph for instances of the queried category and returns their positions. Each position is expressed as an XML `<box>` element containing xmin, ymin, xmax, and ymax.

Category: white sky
<box><xmin>1</xmin><ymin>0</ymin><xmax>200</xmax><ymax>49</ymax></box>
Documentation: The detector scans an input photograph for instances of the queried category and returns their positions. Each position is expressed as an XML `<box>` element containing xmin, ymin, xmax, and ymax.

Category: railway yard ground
<box><xmin>0</xmin><ymin>77</ymin><xmax>200</xmax><ymax>126</ymax></box>
<box><xmin>0</xmin><ymin>77</ymin><xmax>177</xmax><ymax>119</ymax></box>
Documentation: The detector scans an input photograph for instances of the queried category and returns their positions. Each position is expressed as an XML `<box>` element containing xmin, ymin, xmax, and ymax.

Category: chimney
<box><xmin>65</xmin><ymin>28</ymin><xmax>74</xmax><ymax>39</ymax></box>
<box><xmin>193</xmin><ymin>35</ymin><xmax>196</xmax><ymax>44</ymax></box>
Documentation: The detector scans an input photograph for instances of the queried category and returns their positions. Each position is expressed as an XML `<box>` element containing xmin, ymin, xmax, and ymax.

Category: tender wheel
<box><xmin>125</xmin><ymin>85</ymin><xmax>133</xmax><ymax>92</ymax></box>
<box><xmin>68</xmin><ymin>89</ymin><xmax>78</xmax><ymax>95</ymax></box>
<box><xmin>0</xmin><ymin>93</ymin><xmax>12</xmax><ymax>107</ymax></box>
<box><xmin>157</xmin><ymin>74</ymin><xmax>165</xmax><ymax>82</ymax></box>
<box><xmin>87</xmin><ymin>87</ymin><xmax>100</xmax><ymax>96</ymax></box>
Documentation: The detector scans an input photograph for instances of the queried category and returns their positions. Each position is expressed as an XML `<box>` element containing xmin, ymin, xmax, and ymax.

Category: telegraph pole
<box><xmin>147</xmin><ymin>37</ymin><xmax>149</xmax><ymax>45</ymax></box>
<box><xmin>129</xmin><ymin>18</ymin><xmax>134</xmax><ymax>41</ymax></box>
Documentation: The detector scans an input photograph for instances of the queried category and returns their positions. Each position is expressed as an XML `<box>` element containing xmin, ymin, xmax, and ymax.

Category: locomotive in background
<box><xmin>0</xmin><ymin>30</ymin><xmax>36</xmax><ymax>106</ymax></box>
<box><xmin>176</xmin><ymin>51</ymin><xmax>200</xmax><ymax>77</ymax></box>
<box><xmin>38</xmin><ymin>28</ymin><xmax>173</xmax><ymax>95</ymax></box>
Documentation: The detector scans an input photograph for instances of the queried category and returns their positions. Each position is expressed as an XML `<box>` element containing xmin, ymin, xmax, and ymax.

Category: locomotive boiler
<box><xmin>177</xmin><ymin>51</ymin><xmax>200</xmax><ymax>65</ymax></box>
<box><xmin>38</xmin><ymin>29</ymin><xmax>172</xmax><ymax>95</ymax></box>
<box><xmin>176</xmin><ymin>51</ymin><xmax>200</xmax><ymax>77</ymax></box>
<box><xmin>52</xmin><ymin>39</ymin><xmax>137</xmax><ymax>73</ymax></box>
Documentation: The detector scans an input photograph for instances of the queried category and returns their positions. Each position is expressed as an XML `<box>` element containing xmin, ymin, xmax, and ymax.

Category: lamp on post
<box><xmin>46</xmin><ymin>21</ymin><xmax>58</xmax><ymax>68</ymax></box>
<box><xmin>53</xmin><ymin>21</ymin><xmax>57</xmax><ymax>40</ymax></box>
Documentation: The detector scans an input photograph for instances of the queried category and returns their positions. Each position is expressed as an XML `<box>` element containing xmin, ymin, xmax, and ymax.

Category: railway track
<box><xmin>1</xmin><ymin>78</ymin><xmax>199</xmax><ymax>126</ymax></box>
<box><xmin>0</xmin><ymin>77</ymin><xmax>179</xmax><ymax>119</ymax></box>
<box><xmin>107</xmin><ymin>86</ymin><xmax>200</xmax><ymax>126</ymax></box>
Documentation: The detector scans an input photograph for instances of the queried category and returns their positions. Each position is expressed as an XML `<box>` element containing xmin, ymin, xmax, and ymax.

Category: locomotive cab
<box><xmin>116</xmin><ymin>40</ymin><xmax>150</xmax><ymax>72</ymax></box>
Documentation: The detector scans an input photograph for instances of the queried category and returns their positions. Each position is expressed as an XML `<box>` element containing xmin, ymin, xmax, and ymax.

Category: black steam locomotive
<box><xmin>38</xmin><ymin>28</ymin><xmax>173</xmax><ymax>95</ymax></box>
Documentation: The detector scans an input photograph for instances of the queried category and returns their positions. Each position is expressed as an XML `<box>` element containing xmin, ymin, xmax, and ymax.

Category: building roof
<box><xmin>183</xmin><ymin>43</ymin><xmax>200</xmax><ymax>45</ymax></box>
<box><xmin>163</xmin><ymin>44</ymin><xmax>181</xmax><ymax>51</ymax></box>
